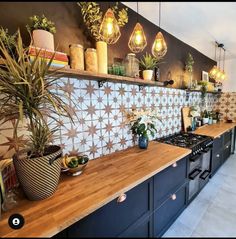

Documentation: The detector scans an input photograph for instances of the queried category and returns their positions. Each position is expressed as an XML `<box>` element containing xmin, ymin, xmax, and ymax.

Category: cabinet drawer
<box><xmin>153</xmin><ymin>184</ymin><xmax>187</xmax><ymax>237</ymax></box>
<box><xmin>67</xmin><ymin>178</ymin><xmax>152</xmax><ymax>238</ymax></box>
<box><xmin>154</xmin><ymin>156</ymin><xmax>187</xmax><ymax>208</ymax></box>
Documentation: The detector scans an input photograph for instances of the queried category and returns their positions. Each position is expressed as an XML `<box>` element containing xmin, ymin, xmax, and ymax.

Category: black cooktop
<box><xmin>157</xmin><ymin>132</ymin><xmax>211</xmax><ymax>149</ymax></box>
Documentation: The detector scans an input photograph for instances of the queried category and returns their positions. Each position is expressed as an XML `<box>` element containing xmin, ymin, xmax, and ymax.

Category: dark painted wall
<box><xmin>0</xmin><ymin>2</ymin><xmax>215</xmax><ymax>88</ymax></box>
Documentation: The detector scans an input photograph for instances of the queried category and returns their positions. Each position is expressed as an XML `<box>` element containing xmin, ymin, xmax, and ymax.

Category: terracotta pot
<box><xmin>143</xmin><ymin>70</ymin><xmax>153</xmax><ymax>80</ymax></box>
<box><xmin>32</xmin><ymin>29</ymin><xmax>54</xmax><ymax>51</ymax></box>
<box><xmin>96</xmin><ymin>41</ymin><xmax>108</xmax><ymax>74</ymax></box>
<box><xmin>13</xmin><ymin>145</ymin><xmax>62</xmax><ymax>201</ymax></box>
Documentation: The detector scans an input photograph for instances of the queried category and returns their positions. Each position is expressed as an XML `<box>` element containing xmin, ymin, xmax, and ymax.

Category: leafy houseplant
<box><xmin>0</xmin><ymin>31</ymin><xmax>73</xmax><ymax>200</ymax></box>
<box><xmin>139</xmin><ymin>53</ymin><xmax>159</xmax><ymax>81</ymax></box>
<box><xmin>127</xmin><ymin>109</ymin><xmax>162</xmax><ymax>149</ymax></box>
<box><xmin>26</xmin><ymin>14</ymin><xmax>56</xmax><ymax>51</ymax></box>
<box><xmin>202</xmin><ymin>110</ymin><xmax>209</xmax><ymax>125</ymax></box>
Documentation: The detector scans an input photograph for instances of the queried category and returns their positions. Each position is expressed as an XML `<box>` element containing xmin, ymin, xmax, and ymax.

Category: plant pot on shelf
<box><xmin>138</xmin><ymin>136</ymin><xmax>149</xmax><ymax>149</ymax></box>
<box><xmin>143</xmin><ymin>70</ymin><xmax>153</xmax><ymax>81</ymax></box>
<box><xmin>32</xmin><ymin>29</ymin><xmax>55</xmax><ymax>51</ymax></box>
<box><xmin>202</xmin><ymin>117</ymin><xmax>209</xmax><ymax>125</ymax></box>
<box><xmin>96</xmin><ymin>41</ymin><xmax>108</xmax><ymax>74</ymax></box>
<box><xmin>13</xmin><ymin>145</ymin><xmax>62</xmax><ymax>201</ymax></box>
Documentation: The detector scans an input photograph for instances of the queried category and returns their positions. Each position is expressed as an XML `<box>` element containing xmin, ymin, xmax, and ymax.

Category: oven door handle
<box><xmin>190</xmin><ymin>153</ymin><xmax>202</xmax><ymax>162</ymax></box>
<box><xmin>202</xmin><ymin>147</ymin><xmax>212</xmax><ymax>153</ymax></box>
<box><xmin>189</xmin><ymin>169</ymin><xmax>202</xmax><ymax>180</ymax></box>
<box><xmin>200</xmin><ymin>170</ymin><xmax>211</xmax><ymax>180</ymax></box>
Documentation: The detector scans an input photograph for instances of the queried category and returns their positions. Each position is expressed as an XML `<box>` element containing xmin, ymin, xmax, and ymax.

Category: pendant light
<box><xmin>209</xmin><ymin>42</ymin><xmax>218</xmax><ymax>79</ymax></box>
<box><xmin>128</xmin><ymin>2</ymin><xmax>147</xmax><ymax>53</ymax></box>
<box><xmin>152</xmin><ymin>2</ymin><xmax>167</xmax><ymax>58</ymax></box>
<box><xmin>216</xmin><ymin>45</ymin><xmax>223</xmax><ymax>80</ymax></box>
<box><xmin>221</xmin><ymin>48</ymin><xmax>226</xmax><ymax>80</ymax></box>
<box><xmin>99</xmin><ymin>8</ymin><xmax>121</xmax><ymax>44</ymax></box>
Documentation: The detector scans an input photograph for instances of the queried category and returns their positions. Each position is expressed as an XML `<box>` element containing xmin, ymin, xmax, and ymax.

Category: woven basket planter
<box><xmin>13</xmin><ymin>145</ymin><xmax>62</xmax><ymax>201</ymax></box>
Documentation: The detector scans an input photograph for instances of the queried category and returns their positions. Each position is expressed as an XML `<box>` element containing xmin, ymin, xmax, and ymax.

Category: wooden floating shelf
<box><xmin>185</xmin><ymin>89</ymin><xmax>222</xmax><ymax>94</ymax></box>
<box><xmin>50</xmin><ymin>67</ymin><xmax>165</xmax><ymax>88</ymax></box>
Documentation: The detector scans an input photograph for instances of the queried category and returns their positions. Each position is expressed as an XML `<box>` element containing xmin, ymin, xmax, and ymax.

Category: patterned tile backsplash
<box><xmin>0</xmin><ymin>77</ymin><xmax>218</xmax><ymax>160</ymax></box>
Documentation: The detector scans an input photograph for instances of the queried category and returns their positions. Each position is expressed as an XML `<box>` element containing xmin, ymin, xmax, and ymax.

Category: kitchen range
<box><xmin>157</xmin><ymin>132</ymin><xmax>213</xmax><ymax>203</ymax></box>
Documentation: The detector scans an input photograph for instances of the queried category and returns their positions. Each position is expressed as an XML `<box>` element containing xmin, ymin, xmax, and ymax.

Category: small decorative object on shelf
<box><xmin>69</xmin><ymin>44</ymin><xmax>84</xmax><ymax>70</ymax></box>
<box><xmin>127</xmin><ymin>109</ymin><xmax>162</xmax><ymax>149</ymax></box>
<box><xmin>61</xmin><ymin>154</ymin><xmax>89</xmax><ymax>176</ymax></box>
<box><xmin>26</xmin><ymin>14</ymin><xmax>56</xmax><ymax>51</ymax></box>
<box><xmin>139</xmin><ymin>53</ymin><xmax>158</xmax><ymax>81</ymax></box>
<box><xmin>124</xmin><ymin>53</ymin><xmax>139</xmax><ymax>78</ymax></box>
<box><xmin>85</xmin><ymin>48</ymin><xmax>98</xmax><ymax>72</ymax></box>
<box><xmin>202</xmin><ymin>110</ymin><xmax>209</xmax><ymax>125</ymax></box>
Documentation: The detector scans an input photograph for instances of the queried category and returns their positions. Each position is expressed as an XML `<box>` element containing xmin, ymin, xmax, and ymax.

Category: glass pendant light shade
<box><xmin>151</xmin><ymin>31</ymin><xmax>167</xmax><ymax>58</ymax></box>
<box><xmin>128</xmin><ymin>22</ymin><xmax>147</xmax><ymax>53</ymax></box>
<box><xmin>221</xmin><ymin>71</ymin><xmax>226</xmax><ymax>80</ymax></box>
<box><xmin>216</xmin><ymin>69</ymin><xmax>223</xmax><ymax>79</ymax></box>
<box><xmin>99</xmin><ymin>8</ymin><xmax>121</xmax><ymax>44</ymax></box>
<box><xmin>209</xmin><ymin>65</ymin><xmax>218</xmax><ymax>79</ymax></box>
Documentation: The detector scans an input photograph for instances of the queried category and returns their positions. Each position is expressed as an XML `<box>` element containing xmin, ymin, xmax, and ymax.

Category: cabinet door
<box><xmin>67</xmin><ymin>178</ymin><xmax>153</xmax><ymax>238</ymax></box>
<box><xmin>153</xmin><ymin>184</ymin><xmax>187</xmax><ymax>237</ymax></box>
<box><xmin>154</xmin><ymin>156</ymin><xmax>187</xmax><ymax>209</ymax></box>
<box><xmin>223</xmin><ymin>141</ymin><xmax>231</xmax><ymax>162</ymax></box>
<box><xmin>224</xmin><ymin>130</ymin><xmax>232</xmax><ymax>146</ymax></box>
<box><xmin>212</xmin><ymin>135</ymin><xmax>223</xmax><ymax>155</ymax></box>
<box><xmin>211</xmin><ymin>150</ymin><xmax>222</xmax><ymax>177</ymax></box>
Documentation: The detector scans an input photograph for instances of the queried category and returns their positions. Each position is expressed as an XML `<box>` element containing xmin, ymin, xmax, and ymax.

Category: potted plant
<box><xmin>127</xmin><ymin>109</ymin><xmax>162</xmax><ymax>149</ymax></box>
<box><xmin>0</xmin><ymin>27</ymin><xmax>17</xmax><ymax>60</ymax></box>
<box><xmin>202</xmin><ymin>110</ymin><xmax>209</xmax><ymax>125</ymax></box>
<box><xmin>0</xmin><ymin>31</ymin><xmax>74</xmax><ymax>201</ymax></box>
<box><xmin>26</xmin><ymin>14</ymin><xmax>56</xmax><ymax>51</ymax></box>
<box><xmin>212</xmin><ymin>111</ymin><xmax>218</xmax><ymax>124</ymax></box>
<box><xmin>78</xmin><ymin>2</ymin><xmax>128</xmax><ymax>74</ymax></box>
<box><xmin>139</xmin><ymin>53</ymin><xmax>158</xmax><ymax>80</ymax></box>
<box><xmin>184</xmin><ymin>53</ymin><xmax>195</xmax><ymax>89</ymax></box>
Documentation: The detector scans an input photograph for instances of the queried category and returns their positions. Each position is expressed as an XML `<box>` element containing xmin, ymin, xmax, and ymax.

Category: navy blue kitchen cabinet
<box><xmin>223</xmin><ymin>130</ymin><xmax>232</xmax><ymax>162</ymax></box>
<box><xmin>211</xmin><ymin>134</ymin><xmax>223</xmax><ymax>177</ymax></box>
<box><xmin>67</xmin><ymin>178</ymin><xmax>153</xmax><ymax>238</ymax></box>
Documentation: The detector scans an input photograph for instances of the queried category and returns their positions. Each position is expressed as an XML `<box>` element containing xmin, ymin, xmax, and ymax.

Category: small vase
<box><xmin>96</xmin><ymin>41</ymin><xmax>108</xmax><ymax>74</ymax></box>
<box><xmin>138</xmin><ymin>136</ymin><xmax>149</xmax><ymax>149</ymax></box>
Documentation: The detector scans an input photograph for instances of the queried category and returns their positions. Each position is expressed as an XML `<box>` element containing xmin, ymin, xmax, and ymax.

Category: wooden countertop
<box><xmin>0</xmin><ymin>142</ymin><xmax>191</xmax><ymax>238</ymax></box>
<box><xmin>193</xmin><ymin>122</ymin><xmax>236</xmax><ymax>138</ymax></box>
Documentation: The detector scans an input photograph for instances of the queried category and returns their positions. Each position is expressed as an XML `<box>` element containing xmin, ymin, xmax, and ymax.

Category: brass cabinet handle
<box><xmin>226</xmin><ymin>145</ymin><xmax>229</xmax><ymax>149</ymax></box>
<box><xmin>117</xmin><ymin>193</ymin><xmax>127</xmax><ymax>203</ymax></box>
<box><xmin>216</xmin><ymin>154</ymin><xmax>220</xmax><ymax>158</ymax></box>
<box><xmin>170</xmin><ymin>194</ymin><xmax>177</xmax><ymax>201</ymax></box>
<box><xmin>172</xmin><ymin>162</ymin><xmax>178</xmax><ymax>168</ymax></box>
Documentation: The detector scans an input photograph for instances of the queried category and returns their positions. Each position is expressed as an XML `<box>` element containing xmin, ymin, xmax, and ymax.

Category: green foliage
<box><xmin>139</xmin><ymin>53</ymin><xmax>158</xmax><ymax>70</ymax></box>
<box><xmin>185</xmin><ymin>53</ymin><xmax>194</xmax><ymax>73</ymax></box>
<box><xmin>0</xmin><ymin>27</ymin><xmax>17</xmax><ymax>58</ymax></box>
<box><xmin>26</xmin><ymin>14</ymin><xmax>56</xmax><ymax>34</ymax></box>
<box><xmin>131</xmin><ymin>118</ymin><xmax>157</xmax><ymax>140</ymax></box>
<box><xmin>0</xmin><ymin>30</ymin><xmax>73</xmax><ymax>158</ymax></box>
<box><xmin>202</xmin><ymin>110</ymin><xmax>209</xmax><ymax>118</ymax></box>
<box><xmin>77</xmin><ymin>2</ymin><xmax>128</xmax><ymax>41</ymax></box>
<box><xmin>198</xmin><ymin>80</ymin><xmax>208</xmax><ymax>98</ymax></box>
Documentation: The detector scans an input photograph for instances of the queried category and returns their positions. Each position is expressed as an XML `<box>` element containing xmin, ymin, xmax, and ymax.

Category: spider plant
<box><xmin>0</xmin><ymin>30</ymin><xmax>74</xmax><ymax>158</ymax></box>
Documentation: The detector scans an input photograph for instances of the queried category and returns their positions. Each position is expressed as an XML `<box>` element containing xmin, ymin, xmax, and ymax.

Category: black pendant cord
<box><xmin>137</xmin><ymin>2</ymin><xmax>139</xmax><ymax>23</ymax></box>
<box><xmin>218</xmin><ymin>47</ymin><xmax>221</xmax><ymax>70</ymax></box>
<box><xmin>223</xmin><ymin>49</ymin><xmax>226</xmax><ymax>71</ymax></box>
<box><xmin>159</xmin><ymin>2</ymin><xmax>161</xmax><ymax>31</ymax></box>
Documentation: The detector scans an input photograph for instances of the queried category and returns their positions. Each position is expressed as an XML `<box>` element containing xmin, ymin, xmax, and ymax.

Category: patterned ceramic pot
<box><xmin>32</xmin><ymin>29</ymin><xmax>54</xmax><ymax>51</ymax></box>
<box><xmin>138</xmin><ymin>136</ymin><xmax>149</xmax><ymax>149</ymax></box>
<box><xmin>13</xmin><ymin>145</ymin><xmax>62</xmax><ymax>201</ymax></box>
<box><xmin>143</xmin><ymin>70</ymin><xmax>153</xmax><ymax>81</ymax></box>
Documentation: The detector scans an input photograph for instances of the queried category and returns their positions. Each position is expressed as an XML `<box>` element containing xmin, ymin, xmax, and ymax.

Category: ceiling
<box><xmin>122</xmin><ymin>2</ymin><xmax>236</xmax><ymax>62</ymax></box>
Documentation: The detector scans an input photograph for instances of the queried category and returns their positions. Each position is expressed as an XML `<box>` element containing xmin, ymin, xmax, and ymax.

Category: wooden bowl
<box><xmin>61</xmin><ymin>155</ymin><xmax>89</xmax><ymax>176</ymax></box>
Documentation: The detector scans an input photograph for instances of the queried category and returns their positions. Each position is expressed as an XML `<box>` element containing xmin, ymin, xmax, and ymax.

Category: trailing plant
<box><xmin>0</xmin><ymin>27</ymin><xmax>17</xmax><ymax>58</ymax></box>
<box><xmin>77</xmin><ymin>2</ymin><xmax>128</xmax><ymax>41</ymax></box>
<box><xmin>198</xmin><ymin>80</ymin><xmax>208</xmax><ymax>98</ymax></box>
<box><xmin>185</xmin><ymin>53</ymin><xmax>194</xmax><ymax>73</ymax></box>
<box><xmin>26</xmin><ymin>14</ymin><xmax>56</xmax><ymax>34</ymax></box>
<box><xmin>139</xmin><ymin>53</ymin><xmax>160</xmax><ymax>70</ymax></box>
<box><xmin>0</xmin><ymin>30</ymin><xmax>74</xmax><ymax>158</ymax></box>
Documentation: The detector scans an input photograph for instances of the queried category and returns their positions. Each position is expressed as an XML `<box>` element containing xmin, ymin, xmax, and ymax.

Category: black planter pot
<box><xmin>13</xmin><ymin>145</ymin><xmax>62</xmax><ymax>201</ymax></box>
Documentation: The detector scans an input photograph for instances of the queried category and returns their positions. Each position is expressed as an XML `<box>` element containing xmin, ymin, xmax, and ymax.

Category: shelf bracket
<box><xmin>98</xmin><ymin>80</ymin><xmax>106</xmax><ymax>88</ymax></box>
<box><xmin>139</xmin><ymin>85</ymin><xmax>145</xmax><ymax>91</ymax></box>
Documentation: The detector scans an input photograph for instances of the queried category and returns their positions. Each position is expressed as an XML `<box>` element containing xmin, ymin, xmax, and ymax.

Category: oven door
<box><xmin>199</xmin><ymin>146</ymin><xmax>212</xmax><ymax>189</ymax></box>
